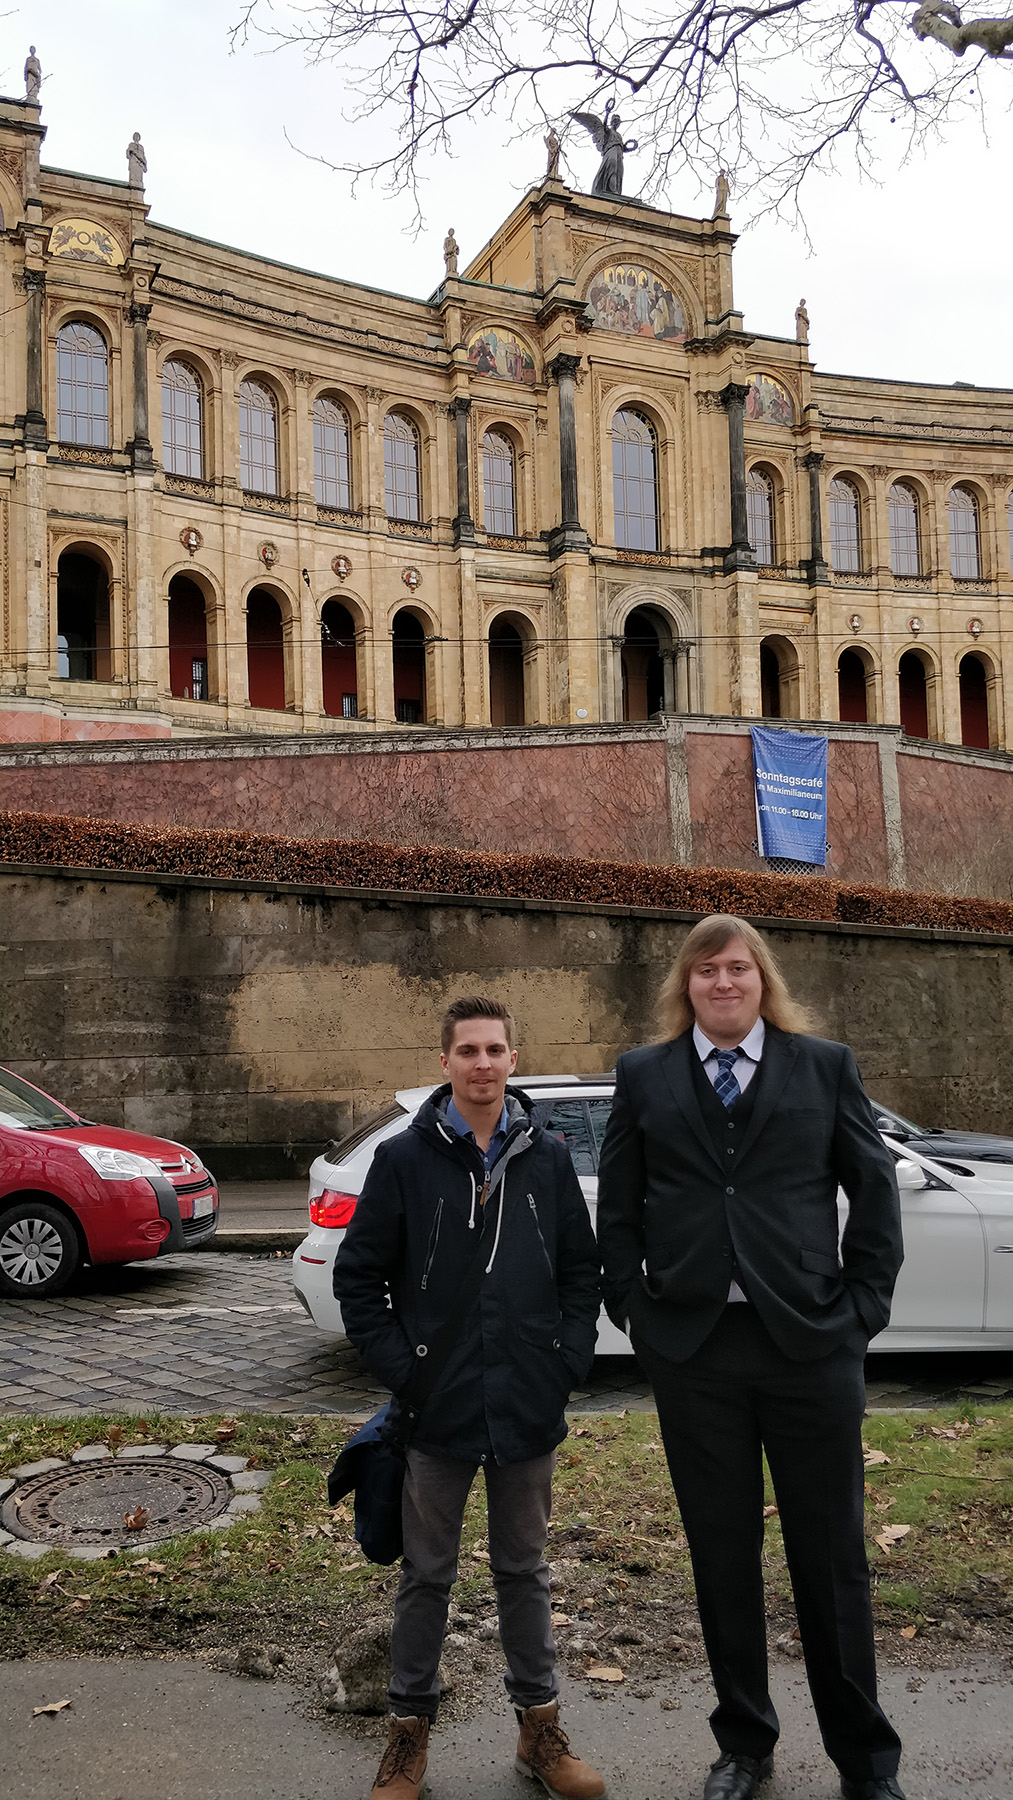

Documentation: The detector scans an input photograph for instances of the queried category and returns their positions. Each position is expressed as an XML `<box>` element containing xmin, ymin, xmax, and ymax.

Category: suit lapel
<box><xmin>661</xmin><ymin>1033</ymin><xmax>726</xmax><ymax>1175</ymax></box>
<box><xmin>735</xmin><ymin>1026</ymin><xmax>799</xmax><ymax>1166</ymax></box>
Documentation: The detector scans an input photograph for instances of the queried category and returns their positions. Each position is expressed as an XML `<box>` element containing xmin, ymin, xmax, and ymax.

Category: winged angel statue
<box><xmin>569</xmin><ymin>111</ymin><xmax>638</xmax><ymax>199</ymax></box>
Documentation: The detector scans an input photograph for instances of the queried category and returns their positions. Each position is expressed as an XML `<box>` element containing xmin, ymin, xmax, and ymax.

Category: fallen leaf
<box><xmin>123</xmin><ymin>1506</ymin><xmax>151</xmax><ymax>1532</ymax></box>
<box><xmin>33</xmin><ymin>1700</ymin><xmax>72</xmax><ymax>1717</ymax></box>
<box><xmin>863</xmin><ymin>1448</ymin><xmax>891</xmax><ymax>1466</ymax></box>
<box><xmin>38</xmin><ymin>1571</ymin><xmax>66</xmax><ymax>1592</ymax></box>
<box><xmin>874</xmin><ymin>1523</ymin><xmax>911</xmax><ymax>1555</ymax></box>
<box><xmin>106</xmin><ymin>1425</ymin><xmax>124</xmax><ymax>1447</ymax></box>
<box><xmin>215</xmin><ymin>1420</ymin><xmax>238</xmax><ymax>1443</ymax></box>
<box><xmin>136</xmin><ymin>1419</ymin><xmax>150</xmax><ymax>1433</ymax></box>
<box><xmin>288</xmin><ymin>1428</ymin><xmax>309</xmax><ymax>1445</ymax></box>
<box><xmin>550</xmin><ymin>1613</ymin><xmax>572</xmax><ymax>1627</ymax></box>
<box><xmin>900</xmin><ymin>1624</ymin><xmax>918</xmax><ymax>1639</ymax></box>
<box><xmin>586</xmin><ymin>1664</ymin><xmax>624</xmax><ymax>1683</ymax></box>
<box><xmin>762</xmin><ymin>1505</ymin><xmax>779</xmax><ymax>1519</ymax></box>
<box><xmin>66</xmin><ymin>1597</ymin><xmax>91</xmax><ymax>1613</ymax></box>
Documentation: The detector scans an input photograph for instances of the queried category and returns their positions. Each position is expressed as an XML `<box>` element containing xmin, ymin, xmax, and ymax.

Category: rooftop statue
<box><xmin>544</xmin><ymin>128</ymin><xmax>561</xmax><ymax>181</ymax></box>
<box><xmin>127</xmin><ymin>132</ymin><xmax>147</xmax><ymax>191</ymax></box>
<box><xmin>443</xmin><ymin>227</ymin><xmax>459</xmax><ymax>276</ymax></box>
<box><xmin>24</xmin><ymin>45</ymin><xmax>41</xmax><ymax>104</ymax></box>
<box><xmin>570</xmin><ymin>110</ymin><xmax>638</xmax><ymax>200</ymax></box>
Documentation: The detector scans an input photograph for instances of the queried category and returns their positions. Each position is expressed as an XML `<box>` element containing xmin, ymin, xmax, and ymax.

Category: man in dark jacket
<box><xmin>597</xmin><ymin>917</ymin><xmax>906</xmax><ymax>1800</ymax></box>
<box><xmin>334</xmin><ymin>995</ymin><xmax>605</xmax><ymax>1800</ymax></box>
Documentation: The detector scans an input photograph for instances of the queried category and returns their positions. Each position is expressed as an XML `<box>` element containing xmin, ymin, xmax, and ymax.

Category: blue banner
<box><xmin>751</xmin><ymin>726</ymin><xmax>828</xmax><ymax>866</ymax></box>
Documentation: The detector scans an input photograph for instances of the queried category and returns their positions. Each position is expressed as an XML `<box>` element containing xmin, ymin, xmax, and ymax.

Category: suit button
<box><xmin>727</xmin><ymin>1122</ymin><xmax>735</xmax><ymax>1130</ymax></box>
<box><xmin>722</xmin><ymin>1246</ymin><xmax>732</xmax><ymax>1257</ymax></box>
<box><xmin>727</xmin><ymin>1148</ymin><xmax>735</xmax><ymax>1155</ymax></box>
<box><xmin>725</xmin><ymin>1186</ymin><xmax>734</xmax><ymax>1195</ymax></box>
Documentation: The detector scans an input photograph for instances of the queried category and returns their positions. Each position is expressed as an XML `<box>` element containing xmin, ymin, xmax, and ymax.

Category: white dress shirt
<box><xmin>694</xmin><ymin>1016</ymin><xmax>766</xmax><ymax>1301</ymax></box>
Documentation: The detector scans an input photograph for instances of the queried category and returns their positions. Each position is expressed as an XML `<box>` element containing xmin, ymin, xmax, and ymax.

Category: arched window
<box><xmin>898</xmin><ymin>651</ymin><xmax>929</xmax><ymax>738</ymax></box>
<box><xmin>889</xmin><ymin>483</ymin><xmax>920</xmax><ymax>576</ymax></box>
<box><xmin>161</xmin><ymin>360</ymin><xmax>203</xmax><ymax>479</ymax></box>
<box><xmin>56</xmin><ymin>552</ymin><xmax>111</xmax><ymax>681</ymax></box>
<box><xmin>747</xmin><ymin>469</ymin><xmax>775</xmax><ymax>565</ymax></box>
<box><xmin>239</xmin><ymin>379</ymin><xmax>278</xmax><ymax>495</ymax></box>
<box><xmin>949</xmin><ymin>485</ymin><xmax>981</xmax><ymax>579</ymax></box>
<box><xmin>392</xmin><ymin>609</ymin><xmax>427</xmax><ymax>722</ymax></box>
<box><xmin>56</xmin><ymin>322</ymin><xmax>109</xmax><ymax>446</ymax></box>
<box><xmin>837</xmin><ymin>648</ymin><xmax>869</xmax><ymax>723</ymax></box>
<box><xmin>959</xmin><ymin>654</ymin><xmax>990</xmax><ymax>749</ymax></box>
<box><xmin>168</xmin><ymin>574</ymin><xmax>210</xmax><ymax>700</ymax></box>
<box><xmin>246</xmin><ymin>588</ymin><xmax>286</xmax><ymax>709</ymax></box>
<box><xmin>611</xmin><ymin>409</ymin><xmax>659</xmax><ymax>551</ymax></box>
<box><xmin>489</xmin><ymin>616</ymin><xmax>527</xmax><ymax>725</ymax></box>
<box><xmin>621</xmin><ymin>608</ymin><xmax>664</xmax><ymax>721</ymax></box>
<box><xmin>829</xmin><ymin>479</ymin><xmax>861</xmax><ymax>573</ymax></box>
<box><xmin>314</xmin><ymin>395</ymin><xmax>351</xmax><ymax>510</ymax></box>
<box><xmin>321</xmin><ymin>599</ymin><xmax>358</xmax><ymax>718</ymax></box>
<box><xmin>482</xmin><ymin>430</ymin><xmax>516</xmax><ymax>536</ymax></box>
<box><xmin>760</xmin><ymin>636</ymin><xmax>800</xmax><ymax>718</ymax></box>
<box><xmin>384</xmin><ymin>411</ymin><xmax>421</xmax><ymax>522</ymax></box>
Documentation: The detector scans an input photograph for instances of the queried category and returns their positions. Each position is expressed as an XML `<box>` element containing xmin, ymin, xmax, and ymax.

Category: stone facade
<box><xmin>2</xmin><ymin>863</ymin><xmax>1012</xmax><ymax>1171</ymax></box>
<box><xmin>0</xmin><ymin>88</ymin><xmax>1010</xmax><ymax>751</ymax></box>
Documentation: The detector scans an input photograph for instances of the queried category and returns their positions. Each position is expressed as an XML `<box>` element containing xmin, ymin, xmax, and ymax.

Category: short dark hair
<box><xmin>440</xmin><ymin>995</ymin><xmax>515</xmax><ymax>1055</ymax></box>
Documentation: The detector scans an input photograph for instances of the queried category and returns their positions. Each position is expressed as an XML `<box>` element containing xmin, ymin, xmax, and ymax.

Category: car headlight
<box><xmin>77</xmin><ymin>1145</ymin><xmax>163</xmax><ymax>1182</ymax></box>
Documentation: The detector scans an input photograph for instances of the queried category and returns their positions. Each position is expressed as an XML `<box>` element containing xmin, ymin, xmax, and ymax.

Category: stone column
<box><xmin>23</xmin><ymin>267</ymin><xmax>47</xmax><ymax>449</ymax></box>
<box><xmin>450</xmin><ymin>396</ymin><xmax>475</xmax><ymax>545</ymax></box>
<box><xmin>546</xmin><ymin>353</ymin><xmax>587</xmax><ymax>557</ymax></box>
<box><xmin>802</xmin><ymin>450</ymin><xmax>828</xmax><ymax>583</ymax></box>
<box><xmin>720</xmin><ymin>382</ymin><xmax>752</xmax><ymax>573</ymax></box>
<box><xmin>127</xmin><ymin>302</ymin><xmax>154</xmax><ymax>472</ymax></box>
<box><xmin>661</xmin><ymin>648</ymin><xmax>677</xmax><ymax>712</ymax></box>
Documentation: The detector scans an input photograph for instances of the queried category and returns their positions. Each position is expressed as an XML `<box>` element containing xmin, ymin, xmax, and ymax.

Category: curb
<box><xmin>197</xmin><ymin>1229</ymin><xmax>305</xmax><ymax>1253</ymax></box>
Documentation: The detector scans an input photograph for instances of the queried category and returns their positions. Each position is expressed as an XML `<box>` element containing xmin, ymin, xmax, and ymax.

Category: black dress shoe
<box><xmin>703</xmin><ymin>1753</ymin><xmax>774</xmax><ymax>1800</ymax></box>
<box><xmin>840</xmin><ymin>1780</ymin><xmax>907</xmax><ymax>1800</ymax></box>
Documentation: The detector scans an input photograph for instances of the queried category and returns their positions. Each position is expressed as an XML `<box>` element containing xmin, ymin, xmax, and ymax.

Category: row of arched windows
<box><xmin>748</xmin><ymin>463</ymin><xmax>1009</xmax><ymax>581</ymax></box>
<box><xmin>761</xmin><ymin>636</ymin><xmax>993</xmax><ymax>750</ymax></box>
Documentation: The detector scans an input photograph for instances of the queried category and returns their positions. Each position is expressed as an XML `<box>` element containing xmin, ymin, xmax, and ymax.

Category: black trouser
<box><xmin>635</xmin><ymin>1306</ymin><xmax>902</xmax><ymax>1783</ymax></box>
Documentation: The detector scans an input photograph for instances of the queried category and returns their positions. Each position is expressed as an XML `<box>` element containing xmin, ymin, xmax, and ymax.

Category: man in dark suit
<box><xmin>597</xmin><ymin>915</ymin><xmax>905</xmax><ymax>1800</ymax></box>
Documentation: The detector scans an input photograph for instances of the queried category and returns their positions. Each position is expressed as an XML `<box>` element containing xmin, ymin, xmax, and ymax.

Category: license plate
<box><xmin>192</xmin><ymin>1193</ymin><xmax>214</xmax><ymax>1219</ymax></box>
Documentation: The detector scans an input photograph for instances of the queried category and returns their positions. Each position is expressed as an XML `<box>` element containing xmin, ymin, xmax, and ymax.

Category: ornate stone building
<box><xmin>0</xmin><ymin>84</ymin><xmax>1010</xmax><ymax>749</ymax></box>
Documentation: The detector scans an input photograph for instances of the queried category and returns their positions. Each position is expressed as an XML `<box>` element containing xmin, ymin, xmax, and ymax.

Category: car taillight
<box><xmin>310</xmin><ymin>1191</ymin><xmax>358</xmax><ymax>1229</ymax></box>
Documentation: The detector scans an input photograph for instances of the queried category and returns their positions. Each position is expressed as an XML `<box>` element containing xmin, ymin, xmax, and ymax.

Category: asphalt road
<box><xmin>2</xmin><ymin>1247</ymin><xmax>1013</xmax><ymax>1418</ymax></box>
<box><xmin>1</xmin><ymin>1656</ymin><xmax>1010</xmax><ymax>1800</ymax></box>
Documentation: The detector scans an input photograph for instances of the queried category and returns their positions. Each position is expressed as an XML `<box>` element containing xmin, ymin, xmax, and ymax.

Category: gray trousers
<box><xmin>389</xmin><ymin>1447</ymin><xmax>557</xmax><ymax>1720</ymax></box>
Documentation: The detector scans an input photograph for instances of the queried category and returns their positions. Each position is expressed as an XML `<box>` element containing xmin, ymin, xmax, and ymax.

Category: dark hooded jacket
<box><xmin>333</xmin><ymin>1084</ymin><xmax>602</xmax><ymax>1464</ymax></box>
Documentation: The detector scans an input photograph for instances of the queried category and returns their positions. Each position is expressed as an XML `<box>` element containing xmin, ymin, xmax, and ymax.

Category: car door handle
<box><xmin>993</xmin><ymin>1245</ymin><xmax>1013</xmax><ymax>1253</ymax></box>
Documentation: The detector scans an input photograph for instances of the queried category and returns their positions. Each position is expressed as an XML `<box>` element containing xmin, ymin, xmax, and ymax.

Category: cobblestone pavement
<box><xmin>1</xmin><ymin>1252</ymin><xmax>1012</xmax><ymax>1417</ymax></box>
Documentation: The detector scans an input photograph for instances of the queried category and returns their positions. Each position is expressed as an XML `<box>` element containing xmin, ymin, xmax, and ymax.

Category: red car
<box><xmin>0</xmin><ymin>1065</ymin><xmax>218</xmax><ymax>1297</ymax></box>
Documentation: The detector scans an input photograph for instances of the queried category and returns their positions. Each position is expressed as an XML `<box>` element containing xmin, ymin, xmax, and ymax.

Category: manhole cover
<box><xmin>2</xmin><ymin>1461</ymin><xmax>233</xmax><ymax>1547</ymax></box>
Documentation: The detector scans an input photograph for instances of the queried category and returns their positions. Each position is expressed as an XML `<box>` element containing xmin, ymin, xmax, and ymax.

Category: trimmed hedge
<box><xmin>1</xmin><ymin>808</ymin><xmax>1012</xmax><ymax>935</ymax></box>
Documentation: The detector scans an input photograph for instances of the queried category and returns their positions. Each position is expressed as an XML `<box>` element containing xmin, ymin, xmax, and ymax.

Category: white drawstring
<box><xmin>468</xmin><ymin>1172</ymin><xmax>477</xmax><ymax>1231</ymax></box>
<box><xmin>436</xmin><ymin>1121</ymin><xmax>453</xmax><ymax>1142</ymax></box>
<box><xmin>485</xmin><ymin>1169</ymin><xmax>506</xmax><ymax>1274</ymax></box>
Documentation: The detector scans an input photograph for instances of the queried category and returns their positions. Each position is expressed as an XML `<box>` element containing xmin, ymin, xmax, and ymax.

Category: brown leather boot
<box><xmin>369</xmin><ymin>1714</ymin><xmax>429</xmax><ymax>1798</ymax></box>
<box><xmin>515</xmin><ymin>1701</ymin><xmax>605</xmax><ymax>1799</ymax></box>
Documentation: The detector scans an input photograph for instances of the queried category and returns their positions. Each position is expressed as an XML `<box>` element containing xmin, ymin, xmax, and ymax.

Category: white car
<box><xmin>292</xmin><ymin>1080</ymin><xmax>1013</xmax><ymax>1354</ymax></box>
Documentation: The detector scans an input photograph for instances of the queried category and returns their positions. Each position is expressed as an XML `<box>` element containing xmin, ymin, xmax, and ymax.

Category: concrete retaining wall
<box><xmin>1</xmin><ymin>863</ymin><xmax>1010</xmax><ymax>1176</ymax></box>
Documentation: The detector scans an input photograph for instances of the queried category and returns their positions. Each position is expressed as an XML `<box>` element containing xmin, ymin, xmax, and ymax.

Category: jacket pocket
<box><xmin>516</xmin><ymin>1315</ymin><xmax>577</xmax><ymax>1382</ymax></box>
<box><xmin>799</xmin><ymin>1246</ymin><xmax>842</xmax><ymax>1277</ymax></box>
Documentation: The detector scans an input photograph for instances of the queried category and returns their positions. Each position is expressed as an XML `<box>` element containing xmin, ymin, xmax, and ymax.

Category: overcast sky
<box><xmin>7</xmin><ymin>0</ymin><xmax>1013</xmax><ymax>391</ymax></box>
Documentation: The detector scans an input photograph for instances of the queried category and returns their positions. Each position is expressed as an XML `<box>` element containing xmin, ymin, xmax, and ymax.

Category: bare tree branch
<box><xmin>230</xmin><ymin>0</ymin><xmax>1013</xmax><ymax>215</ymax></box>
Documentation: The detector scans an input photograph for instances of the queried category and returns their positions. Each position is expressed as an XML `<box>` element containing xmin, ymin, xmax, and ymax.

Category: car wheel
<box><xmin>0</xmin><ymin>1201</ymin><xmax>80</xmax><ymax>1297</ymax></box>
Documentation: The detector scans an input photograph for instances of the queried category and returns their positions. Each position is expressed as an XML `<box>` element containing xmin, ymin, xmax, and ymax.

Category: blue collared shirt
<box><xmin>446</xmin><ymin>1097</ymin><xmax>509</xmax><ymax>1171</ymax></box>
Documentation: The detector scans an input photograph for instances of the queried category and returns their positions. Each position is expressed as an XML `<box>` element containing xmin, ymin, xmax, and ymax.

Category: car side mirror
<box><xmin>894</xmin><ymin>1158</ymin><xmax>929</xmax><ymax>1193</ymax></box>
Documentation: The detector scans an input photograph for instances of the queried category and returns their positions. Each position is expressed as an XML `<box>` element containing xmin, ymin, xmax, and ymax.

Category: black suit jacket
<box><xmin>596</xmin><ymin>1024</ymin><xmax>903</xmax><ymax>1363</ymax></box>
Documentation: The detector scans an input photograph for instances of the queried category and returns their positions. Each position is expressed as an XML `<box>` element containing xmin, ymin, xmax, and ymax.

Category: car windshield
<box><xmin>0</xmin><ymin>1068</ymin><xmax>79</xmax><ymax>1130</ymax></box>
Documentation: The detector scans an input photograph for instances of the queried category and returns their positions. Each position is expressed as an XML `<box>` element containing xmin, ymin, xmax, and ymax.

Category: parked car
<box><xmin>0</xmin><ymin>1064</ymin><xmax>218</xmax><ymax>1297</ymax></box>
<box><xmin>293</xmin><ymin>1077</ymin><xmax>1013</xmax><ymax>1353</ymax></box>
<box><xmin>871</xmin><ymin>1101</ymin><xmax>1013</xmax><ymax>1175</ymax></box>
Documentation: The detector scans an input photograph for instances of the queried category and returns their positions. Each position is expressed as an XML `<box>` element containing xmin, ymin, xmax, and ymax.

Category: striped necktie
<box><xmin>713</xmin><ymin>1048</ymin><xmax>742</xmax><ymax>1109</ymax></box>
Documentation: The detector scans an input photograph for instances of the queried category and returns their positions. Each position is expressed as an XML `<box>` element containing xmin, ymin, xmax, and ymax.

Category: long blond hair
<box><xmin>656</xmin><ymin>914</ymin><xmax>814</xmax><ymax>1042</ymax></box>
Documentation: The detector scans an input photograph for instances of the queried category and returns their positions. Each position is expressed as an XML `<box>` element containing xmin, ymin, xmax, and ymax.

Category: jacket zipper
<box><xmin>527</xmin><ymin>1194</ymin><xmax>554</xmax><ymax>1277</ymax></box>
<box><xmin>421</xmin><ymin>1198</ymin><xmax>444</xmax><ymax>1290</ymax></box>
